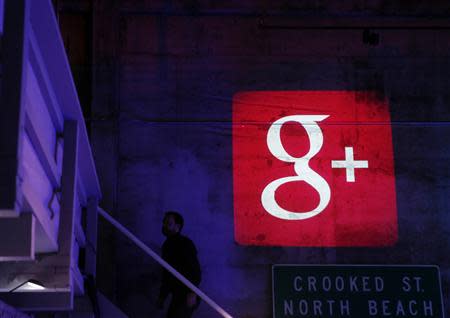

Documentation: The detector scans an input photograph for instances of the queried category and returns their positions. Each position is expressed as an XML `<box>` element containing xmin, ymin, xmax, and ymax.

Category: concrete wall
<box><xmin>84</xmin><ymin>1</ymin><xmax>450</xmax><ymax>317</ymax></box>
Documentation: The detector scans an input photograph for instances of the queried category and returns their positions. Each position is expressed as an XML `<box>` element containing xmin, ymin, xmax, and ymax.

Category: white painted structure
<box><xmin>0</xmin><ymin>0</ymin><xmax>105</xmax><ymax>314</ymax></box>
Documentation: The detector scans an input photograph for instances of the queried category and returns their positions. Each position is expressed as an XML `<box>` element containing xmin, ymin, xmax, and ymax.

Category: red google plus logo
<box><xmin>233</xmin><ymin>91</ymin><xmax>398</xmax><ymax>247</ymax></box>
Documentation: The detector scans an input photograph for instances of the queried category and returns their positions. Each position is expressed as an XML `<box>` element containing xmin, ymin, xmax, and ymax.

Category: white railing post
<box><xmin>97</xmin><ymin>207</ymin><xmax>234</xmax><ymax>318</ymax></box>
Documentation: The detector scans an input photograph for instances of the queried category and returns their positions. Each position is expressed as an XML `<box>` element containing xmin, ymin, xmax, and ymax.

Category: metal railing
<box><xmin>98</xmin><ymin>207</ymin><xmax>234</xmax><ymax>318</ymax></box>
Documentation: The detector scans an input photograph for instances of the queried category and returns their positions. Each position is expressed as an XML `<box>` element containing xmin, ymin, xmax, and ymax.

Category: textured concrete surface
<box><xmin>79</xmin><ymin>1</ymin><xmax>450</xmax><ymax>317</ymax></box>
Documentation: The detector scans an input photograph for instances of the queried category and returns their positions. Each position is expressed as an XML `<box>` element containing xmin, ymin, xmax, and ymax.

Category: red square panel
<box><xmin>233</xmin><ymin>91</ymin><xmax>398</xmax><ymax>246</ymax></box>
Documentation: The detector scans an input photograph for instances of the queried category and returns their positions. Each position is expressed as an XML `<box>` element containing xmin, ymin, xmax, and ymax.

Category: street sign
<box><xmin>272</xmin><ymin>265</ymin><xmax>444</xmax><ymax>318</ymax></box>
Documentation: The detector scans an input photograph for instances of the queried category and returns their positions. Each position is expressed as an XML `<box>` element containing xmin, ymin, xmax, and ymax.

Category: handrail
<box><xmin>97</xmin><ymin>207</ymin><xmax>234</xmax><ymax>318</ymax></box>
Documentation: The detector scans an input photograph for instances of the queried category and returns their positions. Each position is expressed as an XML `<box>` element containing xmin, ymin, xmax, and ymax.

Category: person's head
<box><xmin>162</xmin><ymin>211</ymin><xmax>184</xmax><ymax>237</ymax></box>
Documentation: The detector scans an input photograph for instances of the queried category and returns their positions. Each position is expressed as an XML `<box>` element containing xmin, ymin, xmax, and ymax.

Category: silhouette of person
<box><xmin>158</xmin><ymin>211</ymin><xmax>201</xmax><ymax>318</ymax></box>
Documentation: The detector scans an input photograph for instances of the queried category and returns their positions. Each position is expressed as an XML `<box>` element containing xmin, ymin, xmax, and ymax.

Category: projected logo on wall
<box><xmin>233</xmin><ymin>91</ymin><xmax>398</xmax><ymax>246</ymax></box>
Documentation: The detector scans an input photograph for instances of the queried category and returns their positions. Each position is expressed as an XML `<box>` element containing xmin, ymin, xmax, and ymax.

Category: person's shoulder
<box><xmin>178</xmin><ymin>234</ymin><xmax>193</xmax><ymax>243</ymax></box>
<box><xmin>178</xmin><ymin>234</ymin><xmax>197</xmax><ymax>247</ymax></box>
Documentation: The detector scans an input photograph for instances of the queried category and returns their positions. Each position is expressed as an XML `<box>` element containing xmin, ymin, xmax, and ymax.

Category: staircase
<box><xmin>0</xmin><ymin>1</ymin><xmax>232</xmax><ymax>317</ymax></box>
<box><xmin>0</xmin><ymin>1</ymin><xmax>126</xmax><ymax>318</ymax></box>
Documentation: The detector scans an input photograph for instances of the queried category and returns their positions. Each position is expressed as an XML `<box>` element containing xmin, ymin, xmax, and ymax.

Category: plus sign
<box><xmin>331</xmin><ymin>147</ymin><xmax>368</xmax><ymax>182</ymax></box>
